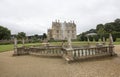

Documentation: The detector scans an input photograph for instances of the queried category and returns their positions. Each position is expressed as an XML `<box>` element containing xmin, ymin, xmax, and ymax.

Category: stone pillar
<box><xmin>87</xmin><ymin>36</ymin><xmax>90</xmax><ymax>46</ymax></box>
<box><xmin>102</xmin><ymin>37</ymin><xmax>106</xmax><ymax>45</ymax></box>
<box><xmin>22</xmin><ymin>38</ymin><xmax>25</xmax><ymax>47</ymax></box>
<box><xmin>109</xmin><ymin>33</ymin><xmax>113</xmax><ymax>45</ymax></box>
<box><xmin>13</xmin><ymin>38</ymin><xmax>18</xmax><ymax>56</ymax></box>
<box><xmin>109</xmin><ymin>33</ymin><xmax>114</xmax><ymax>56</ymax></box>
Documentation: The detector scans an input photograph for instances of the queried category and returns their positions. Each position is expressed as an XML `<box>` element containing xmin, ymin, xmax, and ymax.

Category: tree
<box><xmin>32</xmin><ymin>34</ymin><xmax>40</xmax><ymax>42</ymax></box>
<box><xmin>0</xmin><ymin>26</ymin><xmax>11</xmax><ymax>40</ymax></box>
<box><xmin>79</xmin><ymin>32</ymin><xmax>87</xmax><ymax>41</ymax></box>
<box><xmin>17</xmin><ymin>32</ymin><xmax>26</xmax><ymax>39</ymax></box>
<box><xmin>104</xmin><ymin>23</ymin><xmax>114</xmax><ymax>33</ymax></box>
<box><xmin>114</xmin><ymin>19</ymin><xmax>120</xmax><ymax>32</ymax></box>
<box><xmin>96</xmin><ymin>24</ymin><xmax>106</xmax><ymax>39</ymax></box>
<box><xmin>94</xmin><ymin>35</ymin><xmax>99</xmax><ymax>42</ymax></box>
<box><xmin>88</xmin><ymin>35</ymin><xmax>93</xmax><ymax>41</ymax></box>
<box><xmin>89</xmin><ymin>29</ymin><xmax>97</xmax><ymax>33</ymax></box>
<box><xmin>42</xmin><ymin>33</ymin><xmax>47</xmax><ymax>40</ymax></box>
<box><xmin>114</xmin><ymin>18</ymin><xmax>120</xmax><ymax>23</ymax></box>
<box><xmin>78</xmin><ymin>18</ymin><xmax>120</xmax><ymax>41</ymax></box>
<box><xmin>34</xmin><ymin>34</ymin><xmax>39</xmax><ymax>39</ymax></box>
<box><xmin>85</xmin><ymin>29</ymin><xmax>96</xmax><ymax>34</ymax></box>
<box><xmin>112</xmin><ymin>34</ymin><xmax>117</xmax><ymax>42</ymax></box>
<box><xmin>96</xmin><ymin>24</ymin><xmax>104</xmax><ymax>31</ymax></box>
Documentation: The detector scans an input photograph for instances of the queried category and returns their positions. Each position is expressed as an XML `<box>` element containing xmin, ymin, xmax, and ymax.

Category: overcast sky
<box><xmin>0</xmin><ymin>0</ymin><xmax>120</xmax><ymax>35</ymax></box>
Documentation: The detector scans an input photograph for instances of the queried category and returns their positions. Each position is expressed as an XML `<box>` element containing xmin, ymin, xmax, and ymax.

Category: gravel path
<box><xmin>0</xmin><ymin>45</ymin><xmax>120</xmax><ymax>77</ymax></box>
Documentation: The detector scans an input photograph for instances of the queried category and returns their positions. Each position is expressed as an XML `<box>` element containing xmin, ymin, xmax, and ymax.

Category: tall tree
<box><xmin>0</xmin><ymin>26</ymin><xmax>11</xmax><ymax>40</ymax></box>
<box><xmin>33</xmin><ymin>34</ymin><xmax>39</xmax><ymax>39</ymax></box>
<box><xmin>17</xmin><ymin>32</ymin><xmax>26</xmax><ymax>39</ymax></box>
<box><xmin>85</xmin><ymin>29</ymin><xmax>97</xmax><ymax>34</ymax></box>
<box><xmin>79</xmin><ymin>32</ymin><xmax>87</xmax><ymax>41</ymax></box>
<box><xmin>115</xmin><ymin>18</ymin><xmax>120</xmax><ymax>23</ymax></box>
<box><xmin>114</xmin><ymin>19</ymin><xmax>120</xmax><ymax>32</ymax></box>
<box><xmin>104</xmin><ymin>23</ymin><xmax>114</xmax><ymax>33</ymax></box>
<box><xmin>96</xmin><ymin>24</ymin><xmax>105</xmax><ymax>38</ymax></box>
<box><xmin>42</xmin><ymin>33</ymin><xmax>47</xmax><ymax>40</ymax></box>
<box><xmin>96</xmin><ymin>24</ymin><xmax>104</xmax><ymax>31</ymax></box>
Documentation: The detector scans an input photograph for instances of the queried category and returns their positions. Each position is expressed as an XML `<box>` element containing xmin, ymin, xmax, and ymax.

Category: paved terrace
<box><xmin>0</xmin><ymin>45</ymin><xmax>120</xmax><ymax>77</ymax></box>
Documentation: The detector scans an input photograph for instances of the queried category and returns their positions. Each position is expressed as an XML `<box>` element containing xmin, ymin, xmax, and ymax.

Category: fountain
<box><xmin>61</xmin><ymin>22</ymin><xmax>73</xmax><ymax>50</ymax></box>
<box><xmin>61</xmin><ymin>23</ymin><xmax>66</xmax><ymax>40</ymax></box>
<box><xmin>60</xmin><ymin>22</ymin><xmax>74</xmax><ymax>61</ymax></box>
<box><xmin>61</xmin><ymin>22</ymin><xmax>67</xmax><ymax>48</ymax></box>
<box><xmin>13</xmin><ymin>21</ymin><xmax>117</xmax><ymax>62</ymax></box>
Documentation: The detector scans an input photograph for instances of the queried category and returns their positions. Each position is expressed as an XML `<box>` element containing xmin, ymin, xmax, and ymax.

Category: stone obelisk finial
<box><xmin>109</xmin><ymin>33</ymin><xmax>113</xmax><ymax>46</ymax></box>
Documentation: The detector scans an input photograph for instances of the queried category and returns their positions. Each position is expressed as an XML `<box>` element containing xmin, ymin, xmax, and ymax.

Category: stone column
<box><xmin>109</xmin><ymin>33</ymin><xmax>114</xmax><ymax>56</ymax></box>
<box><xmin>102</xmin><ymin>37</ymin><xmax>106</xmax><ymax>45</ymax></box>
<box><xmin>13</xmin><ymin>38</ymin><xmax>18</xmax><ymax>56</ymax></box>
<box><xmin>87</xmin><ymin>36</ymin><xmax>90</xmax><ymax>46</ymax></box>
<box><xmin>109</xmin><ymin>33</ymin><xmax>113</xmax><ymax>45</ymax></box>
<box><xmin>22</xmin><ymin>38</ymin><xmax>25</xmax><ymax>47</ymax></box>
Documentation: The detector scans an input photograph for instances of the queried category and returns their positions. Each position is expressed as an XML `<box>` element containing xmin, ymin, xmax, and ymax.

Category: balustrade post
<box><xmin>78</xmin><ymin>50</ymin><xmax>80</xmax><ymax>57</ymax></box>
<box><xmin>74</xmin><ymin>50</ymin><xmax>76</xmax><ymax>57</ymax></box>
<box><xmin>81</xmin><ymin>49</ymin><xmax>83</xmax><ymax>56</ymax></box>
<box><xmin>94</xmin><ymin>48</ymin><xmax>97</xmax><ymax>54</ymax></box>
<box><xmin>88</xmin><ymin>49</ymin><xmax>90</xmax><ymax>55</ymax></box>
<box><xmin>85</xmin><ymin>49</ymin><xmax>87</xmax><ymax>56</ymax></box>
<box><xmin>55</xmin><ymin>49</ymin><xmax>57</xmax><ymax>54</ymax></box>
<box><xmin>92</xmin><ymin>48</ymin><xmax>95</xmax><ymax>55</ymax></box>
<box><xmin>22</xmin><ymin>38</ymin><xmax>25</xmax><ymax>47</ymax></box>
<box><xmin>13</xmin><ymin>38</ymin><xmax>18</xmax><ymax>56</ymax></box>
<box><xmin>106</xmin><ymin>47</ymin><xmax>108</xmax><ymax>53</ymax></box>
<box><xmin>96</xmin><ymin>47</ymin><xmax>99</xmax><ymax>54</ymax></box>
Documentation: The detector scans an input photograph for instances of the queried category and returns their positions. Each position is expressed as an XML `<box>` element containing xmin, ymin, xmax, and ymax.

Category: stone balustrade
<box><xmin>71</xmin><ymin>46</ymin><xmax>114</xmax><ymax>59</ymax></box>
<box><xmin>14</xmin><ymin>45</ymin><xmax>116</xmax><ymax>62</ymax></box>
<box><xmin>13</xmin><ymin>33</ymin><xmax>117</xmax><ymax>62</ymax></box>
<box><xmin>15</xmin><ymin>46</ymin><xmax>64</xmax><ymax>57</ymax></box>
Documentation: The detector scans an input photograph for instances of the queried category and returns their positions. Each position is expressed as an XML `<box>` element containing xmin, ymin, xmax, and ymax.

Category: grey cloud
<box><xmin>0</xmin><ymin>0</ymin><xmax>120</xmax><ymax>35</ymax></box>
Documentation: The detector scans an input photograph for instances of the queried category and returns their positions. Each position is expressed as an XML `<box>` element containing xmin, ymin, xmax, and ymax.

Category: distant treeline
<box><xmin>0</xmin><ymin>25</ymin><xmax>47</xmax><ymax>44</ymax></box>
<box><xmin>78</xmin><ymin>18</ymin><xmax>120</xmax><ymax>42</ymax></box>
<box><xmin>1</xmin><ymin>18</ymin><xmax>120</xmax><ymax>44</ymax></box>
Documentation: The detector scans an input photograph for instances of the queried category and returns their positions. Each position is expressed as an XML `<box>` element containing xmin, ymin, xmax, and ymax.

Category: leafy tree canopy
<box><xmin>17</xmin><ymin>32</ymin><xmax>26</xmax><ymax>39</ymax></box>
<box><xmin>0</xmin><ymin>25</ymin><xmax>11</xmax><ymax>40</ymax></box>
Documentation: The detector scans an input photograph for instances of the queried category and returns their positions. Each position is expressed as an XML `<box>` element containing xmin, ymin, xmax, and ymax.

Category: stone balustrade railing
<box><xmin>14</xmin><ymin>45</ymin><xmax>116</xmax><ymax>61</ymax></box>
<box><xmin>29</xmin><ymin>47</ymin><xmax>64</xmax><ymax>56</ymax></box>
<box><xmin>13</xmin><ymin>33</ymin><xmax>117</xmax><ymax>62</ymax></box>
<box><xmin>63</xmin><ymin>45</ymin><xmax>115</xmax><ymax>61</ymax></box>
<box><xmin>15</xmin><ymin>46</ymin><xmax>64</xmax><ymax>57</ymax></box>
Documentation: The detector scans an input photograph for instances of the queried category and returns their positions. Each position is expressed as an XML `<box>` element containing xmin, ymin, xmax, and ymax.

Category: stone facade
<box><xmin>47</xmin><ymin>20</ymin><xmax>77</xmax><ymax>40</ymax></box>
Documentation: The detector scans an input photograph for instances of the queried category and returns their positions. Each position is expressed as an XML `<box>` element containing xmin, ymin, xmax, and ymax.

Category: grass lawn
<box><xmin>0</xmin><ymin>43</ymin><xmax>41</xmax><ymax>53</ymax></box>
<box><xmin>0</xmin><ymin>41</ymin><xmax>120</xmax><ymax>53</ymax></box>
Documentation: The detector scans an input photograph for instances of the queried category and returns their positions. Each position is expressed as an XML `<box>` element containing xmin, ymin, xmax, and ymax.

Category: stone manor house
<box><xmin>47</xmin><ymin>20</ymin><xmax>77</xmax><ymax>40</ymax></box>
